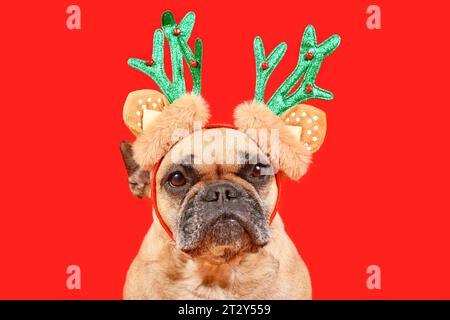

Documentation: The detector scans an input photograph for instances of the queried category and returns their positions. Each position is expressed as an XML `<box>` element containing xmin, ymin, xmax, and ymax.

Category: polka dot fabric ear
<box><xmin>279</xmin><ymin>104</ymin><xmax>327</xmax><ymax>153</ymax></box>
<box><xmin>123</xmin><ymin>90</ymin><xmax>169</xmax><ymax>136</ymax></box>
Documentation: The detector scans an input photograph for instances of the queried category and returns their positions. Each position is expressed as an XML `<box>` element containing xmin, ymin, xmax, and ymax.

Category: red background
<box><xmin>1</xmin><ymin>0</ymin><xmax>449</xmax><ymax>299</ymax></box>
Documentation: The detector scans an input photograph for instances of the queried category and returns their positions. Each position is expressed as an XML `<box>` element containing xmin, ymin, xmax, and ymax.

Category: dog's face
<box><xmin>121</xmin><ymin>95</ymin><xmax>314</xmax><ymax>263</ymax></box>
<box><xmin>155</xmin><ymin>128</ymin><xmax>278</xmax><ymax>262</ymax></box>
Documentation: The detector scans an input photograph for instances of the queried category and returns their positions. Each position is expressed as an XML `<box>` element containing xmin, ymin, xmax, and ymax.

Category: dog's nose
<box><xmin>203</xmin><ymin>182</ymin><xmax>240</xmax><ymax>202</ymax></box>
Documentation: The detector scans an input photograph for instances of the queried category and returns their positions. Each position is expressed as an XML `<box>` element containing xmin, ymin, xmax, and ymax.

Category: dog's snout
<box><xmin>203</xmin><ymin>182</ymin><xmax>240</xmax><ymax>202</ymax></box>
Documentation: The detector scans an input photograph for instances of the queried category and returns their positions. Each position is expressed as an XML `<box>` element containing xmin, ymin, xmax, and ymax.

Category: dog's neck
<box><xmin>151</xmin><ymin>218</ymin><xmax>282</xmax><ymax>299</ymax></box>
<box><xmin>174</xmin><ymin>245</ymin><xmax>280</xmax><ymax>299</ymax></box>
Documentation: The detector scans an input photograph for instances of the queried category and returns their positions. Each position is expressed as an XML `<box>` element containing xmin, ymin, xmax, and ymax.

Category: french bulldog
<box><xmin>121</xmin><ymin>108</ymin><xmax>312</xmax><ymax>299</ymax></box>
<box><xmin>120</xmin><ymin>10</ymin><xmax>339</xmax><ymax>299</ymax></box>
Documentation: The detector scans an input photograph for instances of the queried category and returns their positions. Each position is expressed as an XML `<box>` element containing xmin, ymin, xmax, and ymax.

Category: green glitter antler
<box><xmin>254</xmin><ymin>36</ymin><xmax>287</xmax><ymax>103</ymax></box>
<box><xmin>254</xmin><ymin>25</ymin><xmax>341</xmax><ymax>116</ymax></box>
<box><xmin>128</xmin><ymin>11</ymin><xmax>203</xmax><ymax>103</ymax></box>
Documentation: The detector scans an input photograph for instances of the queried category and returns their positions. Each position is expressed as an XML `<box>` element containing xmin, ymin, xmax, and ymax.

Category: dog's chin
<box><xmin>180</xmin><ymin>216</ymin><xmax>266</xmax><ymax>263</ymax></box>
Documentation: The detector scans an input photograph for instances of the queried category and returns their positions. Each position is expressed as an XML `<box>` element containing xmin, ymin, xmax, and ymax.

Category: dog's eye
<box><xmin>251</xmin><ymin>164</ymin><xmax>263</xmax><ymax>177</ymax></box>
<box><xmin>169</xmin><ymin>171</ymin><xmax>187</xmax><ymax>187</ymax></box>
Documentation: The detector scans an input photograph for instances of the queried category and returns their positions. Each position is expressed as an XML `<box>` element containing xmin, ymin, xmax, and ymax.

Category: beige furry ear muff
<box><xmin>123</xmin><ymin>92</ymin><xmax>210</xmax><ymax>170</ymax></box>
<box><xmin>234</xmin><ymin>101</ymin><xmax>311</xmax><ymax>180</ymax></box>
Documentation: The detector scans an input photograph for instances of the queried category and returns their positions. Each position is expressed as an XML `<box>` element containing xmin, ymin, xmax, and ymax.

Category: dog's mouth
<box><xmin>177</xmin><ymin>208</ymin><xmax>271</xmax><ymax>257</ymax></box>
<box><xmin>207</xmin><ymin>213</ymin><xmax>247</xmax><ymax>245</ymax></box>
<box><xmin>181</xmin><ymin>212</ymin><xmax>259</xmax><ymax>261</ymax></box>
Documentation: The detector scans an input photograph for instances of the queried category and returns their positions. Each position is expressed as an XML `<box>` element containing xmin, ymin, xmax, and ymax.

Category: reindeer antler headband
<box><xmin>123</xmin><ymin>11</ymin><xmax>340</xmax><ymax>179</ymax></box>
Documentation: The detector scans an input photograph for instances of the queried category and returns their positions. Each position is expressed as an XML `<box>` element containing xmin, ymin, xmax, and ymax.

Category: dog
<box><xmin>120</xmin><ymin>95</ymin><xmax>312</xmax><ymax>299</ymax></box>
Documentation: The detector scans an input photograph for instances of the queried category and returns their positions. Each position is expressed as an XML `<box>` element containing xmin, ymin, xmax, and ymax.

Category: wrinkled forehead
<box><xmin>158</xmin><ymin>128</ymin><xmax>269</xmax><ymax>172</ymax></box>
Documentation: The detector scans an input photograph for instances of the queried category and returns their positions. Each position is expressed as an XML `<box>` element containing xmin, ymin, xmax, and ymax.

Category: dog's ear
<box><xmin>120</xmin><ymin>141</ymin><xmax>150</xmax><ymax>199</ymax></box>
